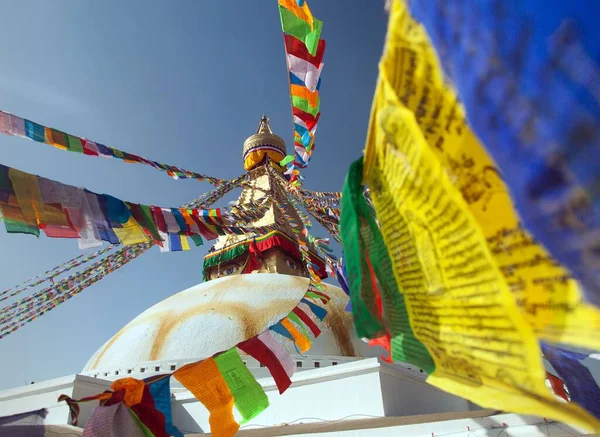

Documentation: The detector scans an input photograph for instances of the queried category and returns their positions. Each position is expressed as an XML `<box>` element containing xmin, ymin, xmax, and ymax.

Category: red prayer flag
<box><xmin>292</xmin><ymin>307</ymin><xmax>321</xmax><ymax>337</ymax></box>
<box><xmin>546</xmin><ymin>372</ymin><xmax>569</xmax><ymax>402</ymax></box>
<box><xmin>151</xmin><ymin>206</ymin><xmax>167</xmax><ymax>233</ymax></box>
<box><xmin>284</xmin><ymin>34</ymin><xmax>325</xmax><ymax>68</ymax></box>
<box><xmin>292</xmin><ymin>107</ymin><xmax>320</xmax><ymax>131</ymax></box>
<box><xmin>238</xmin><ymin>337</ymin><xmax>292</xmax><ymax>394</ymax></box>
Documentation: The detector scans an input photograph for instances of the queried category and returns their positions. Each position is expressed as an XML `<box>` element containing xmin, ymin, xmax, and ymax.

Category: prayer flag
<box><xmin>214</xmin><ymin>348</ymin><xmax>269</xmax><ymax>422</ymax></box>
<box><xmin>542</xmin><ymin>344</ymin><xmax>600</xmax><ymax>419</ymax></box>
<box><xmin>144</xmin><ymin>375</ymin><xmax>184</xmax><ymax>437</ymax></box>
<box><xmin>291</xmin><ymin>89</ymin><xmax>320</xmax><ymax>114</ymax></box>
<box><xmin>292</xmin><ymin>306</ymin><xmax>321</xmax><ymax>337</ymax></box>
<box><xmin>281</xmin><ymin>317</ymin><xmax>310</xmax><ymax>353</ymax></box>
<box><xmin>8</xmin><ymin>169</ymin><xmax>41</xmax><ymax>235</ymax></box>
<box><xmin>112</xmin><ymin>216</ymin><xmax>149</xmax><ymax>245</ymax></box>
<box><xmin>278</xmin><ymin>5</ymin><xmax>322</xmax><ymax>56</ymax></box>
<box><xmin>300</xmin><ymin>298</ymin><xmax>326</xmax><ymax>321</ymax></box>
<box><xmin>546</xmin><ymin>372</ymin><xmax>569</xmax><ymax>403</ymax></box>
<box><xmin>278</xmin><ymin>0</ymin><xmax>314</xmax><ymax>29</ymax></box>
<box><xmin>169</xmin><ymin>233</ymin><xmax>182</xmax><ymax>251</ymax></box>
<box><xmin>284</xmin><ymin>34</ymin><xmax>325</xmax><ymax>67</ymax></box>
<box><xmin>87</xmin><ymin>191</ymin><xmax>119</xmax><ymax>243</ymax></box>
<box><xmin>292</xmin><ymin>107</ymin><xmax>320</xmax><ymax>130</ymax></box>
<box><xmin>82</xmin><ymin>139</ymin><xmax>100</xmax><ymax>156</ymax></box>
<box><xmin>238</xmin><ymin>332</ymin><xmax>295</xmax><ymax>394</ymax></box>
<box><xmin>174</xmin><ymin>358</ymin><xmax>239</xmax><ymax>437</ymax></box>
<box><xmin>180</xmin><ymin>234</ymin><xmax>191</xmax><ymax>251</ymax></box>
<box><xmin>287</xmin><ymin>54</ymin><xmax>323</xmax><ymax>92</ymax></box>
<box><xmin>45</xmin><ymin>128</ymin><xmax>68</xmax><ymax>150</ymax></box>
<box><xmin>24</xmin><ymin>120</ymin><xmax>45</xmax><ymax>143</ymax></box>
<box><xmin>66</xmin><ymin>134</ymin><xmax>84</xmax><ymax>154</ymax></box>
<box><xmin>408</xmin><ymin>0</ymin><xmax>600</xmax><ymax>304</ymax></box>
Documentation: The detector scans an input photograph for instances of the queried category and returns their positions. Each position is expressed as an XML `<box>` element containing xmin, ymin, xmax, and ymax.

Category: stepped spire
<box><xmin>257</xmin><ymin>115</ymin><xmax>273</xmax><ymax>134</ymax></box>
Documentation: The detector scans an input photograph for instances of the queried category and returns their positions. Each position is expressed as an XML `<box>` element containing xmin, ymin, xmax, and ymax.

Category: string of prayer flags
<box><xmin>341</xmin><ymin>158</ymin><xmax>435</xmax><ymax>372</ymax></box>
<box><xmin>406</xmin><ymin>0</ymin><xmax>600</xmax><ymax>306</ymax></box>
<box><xmin>60</xmin><ymin>281</ymin><xmax>331</xmax><ymax>436</ymax></box>
<box><xmin>352</xmin><ymin>0</ymin><xmax>600</xmax><ymax>430</ymax></box>
<box><xmin>0</xmin><ymin>164</ymin><xmax>277</xmax><ymax>249</ymax></box>
<box><xmin>0</xmin><ymin>243</ymin><xmax>151</xmax><ymax>340</ymax></box>
<box><xmin>238</xmin><ymin>332</ymin><xmax>296</xmax><ymax>395</ymax></box>
<box><xmin>278</xmin><ymin>0</ymin><xmax>325</xmax><ymax>184</ymax></box>
<box><xmin>278</xmin><ymin>0</ymin><xmax>322</xmax><ymax>56</ymax></box>
<box><xmin>0</xmin><ymin>110</ymin><xmax>227</xmax><ymax>186</ymax></box>
<box><xmin>0</xmin><ymin>244</ymin><xmax>113</xmax><ymax>304</ymax></box>
<box><xmin>542</xmin><ymin>344</ymin><xmax>600</xmax><ymax>419</ymax></box>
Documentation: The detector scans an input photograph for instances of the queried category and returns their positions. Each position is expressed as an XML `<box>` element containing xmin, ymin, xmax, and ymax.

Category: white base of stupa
<box><xmin>0</xmin><ymin>357</ymin><xmax>592</xmax><ymax>436</ymax></box>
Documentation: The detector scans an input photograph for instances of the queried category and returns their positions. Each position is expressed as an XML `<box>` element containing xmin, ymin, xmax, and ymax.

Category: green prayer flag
<box><xmin>288</xmin><ymin>312</ymin><xmax>310</xmax><ymax>339</ymax></box>
<box><xmin>3</xmin><ymin>217</ymin><xmax>40</xmax><ymax>236</ymax></box>
<box><xmin>214</xmin><ymin>348</ymin><xmax>269</xmax><ymax>423</ymax></box>
<box><xmin>341</xmin><ymin>157</ymin><xmax>435</xmax><ymax>373</ymax></box>
<box><xmin>190</xmin><ymin>234</ymin><xmax>204</xmax><ymax>247</ymax></box>
<box><xmin>138</xmin><ymin>204</ymin><xmax>162</xmax><ymax>242</ymax></box>
<box><xmin>292</xmin><ymin>95</ymin><xmax>320</xmax><ymax>116</ymax></box>
<box><xmin>127</xmin><ymin>408</ymin><xmax>156</xmax><ymax>437</ymax></box>
<box><xmin>66</xmin><ymin>134</ymin><xmax>84</xmax><ymax>154</ymax></box>
<box><xmin>280</xmin><ymin>155</ymin><xmax>294</xmax><ymax>166</ymax></box>
<box><xmin>278</xmin><ymin>5</ymin><xmax>322</xmax><ymax>56</ymax></box>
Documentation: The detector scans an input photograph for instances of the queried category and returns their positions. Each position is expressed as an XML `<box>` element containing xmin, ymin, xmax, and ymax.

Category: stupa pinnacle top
<box><xmin>243</xmin><ymin>115</ymin><xmax>287</xmax><ymax>171</ymax></box>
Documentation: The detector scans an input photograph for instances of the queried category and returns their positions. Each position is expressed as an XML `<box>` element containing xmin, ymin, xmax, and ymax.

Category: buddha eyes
<box><xmin>218</xmin><ymin>262</ymin><xmax>240</xmax><ymax>277</ymax></box>
<box><xmin>285</xmin><ymin>259</ymin><xmax>297</xmax><ymax>270</ymax></box>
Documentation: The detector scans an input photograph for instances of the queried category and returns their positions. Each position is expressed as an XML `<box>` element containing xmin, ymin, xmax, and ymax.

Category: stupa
<box><xmin>82</xmin><ymin>116</ymin><xmax>372</xmax><ymax>378</ymax></box>
<box><xmin>0</xmin><ymin>118</ymin><xmax>578</xmax><ymax>437</ymax></box>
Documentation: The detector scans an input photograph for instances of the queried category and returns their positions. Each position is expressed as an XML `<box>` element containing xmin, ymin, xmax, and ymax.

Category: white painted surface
<box><xmin>171</xmin><ymin>358</ymin><xmax>477</xmax><ymax>434</ymax></box>
<box><xmin>0</xmin><ymin>360</ymin><xmax>592</xmax><ymax>437</ymax></box>
<box><xmin>0</xmin><ymin>374</ymin><xmax>110</xmax><ymax>426</ymax></box>
<box><xmin>83</xmin><ymin>274</ymin><xmax>376</xmax><ymax>375</ymax></box>
<box><xmin>226</xmin><ymin>413</ymin><xmax>591</xmax><ymax>437</ymax></box>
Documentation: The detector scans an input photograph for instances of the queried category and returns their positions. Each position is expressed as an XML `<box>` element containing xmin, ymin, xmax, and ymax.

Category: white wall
<box><xmin>0</xmin><ymin>374</ymin><xmax>111</xmax><ymax>427</ymax></box>
<box><xmin>171</xmin><ymin>358</ymin><xmax>477</xmax><ymax>434</ymax></box>
<box><xmin>379</xmin><ymin>368</ymin><xmax>473</xmax><ymax>416</ymax></box>
<box><xmin>0</xmin><ymin>376</ymin><xmax>74</xmax><ymax>424</ymax></box>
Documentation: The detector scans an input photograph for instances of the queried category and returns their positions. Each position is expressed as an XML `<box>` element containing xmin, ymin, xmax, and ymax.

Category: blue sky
<box><xmin>0</xmin><ymin>2</ymin><xmax>387</xmax><ymax>388</ymax></box>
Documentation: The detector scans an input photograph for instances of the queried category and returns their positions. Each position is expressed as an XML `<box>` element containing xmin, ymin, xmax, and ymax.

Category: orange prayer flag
<box><xmin>281</xmin><ymin>317</ymin><xmax>311</xmax><ymax>353</ymax></box>
<box><xmin>278</xmin><ymin>0</ymin><xmax>314</xmax><ymax>29</ymax></box>
<box><xmin>45</xmin><ymin>127</ymin><xmax>68</xmax><ymax>150</ymax></box>
<box><xmin>290</xmin><ymin>84</ymin><xmax>320</xmax><ymax>108</ymax></box>
<box><xmin>111</xmin><ymin>378</ymin><xmax>146</xmax><ymax>407</ymax></box>
<box><xmin>173</xmin><ymin>358</ymin><xmax>239</xmax><ymax>437</ymax></box>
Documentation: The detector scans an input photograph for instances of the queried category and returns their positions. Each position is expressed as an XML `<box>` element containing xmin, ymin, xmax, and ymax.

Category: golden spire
<box><xmin>243</xmin><ymin>115</ymin><xmax>286</xmax><ymax>168</ymax></box>
<box><xmin>256</xmin><ymin>115</ymin><xmax>273</xmax><ymax>134</ymax></box>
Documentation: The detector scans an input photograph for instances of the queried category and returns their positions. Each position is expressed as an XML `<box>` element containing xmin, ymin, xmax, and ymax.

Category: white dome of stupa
<box><xmin>82</xmin><ymin>273</ymin><xmax>375</xmax><ymax>378</ymax></box>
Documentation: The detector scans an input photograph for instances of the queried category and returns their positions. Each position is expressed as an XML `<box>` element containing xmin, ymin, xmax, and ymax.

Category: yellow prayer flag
<box><xmin>180</xmin><ymin>234</ymin><xmax>191</xmax><ymax>251</ymax></box>
<box><xmin>361</xmin><ymin>0</ymin><xmax>600</xmax><ymax>430</ymax></box>
<box><xmin>113</xmin><ymin>216</ymin><xmax>150</xmax><ymax>245</ymax></box>
<box><xmin>375</xmin><ymin>0</ymin><xmax>600</xmax><ymax>352</ymax></box>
